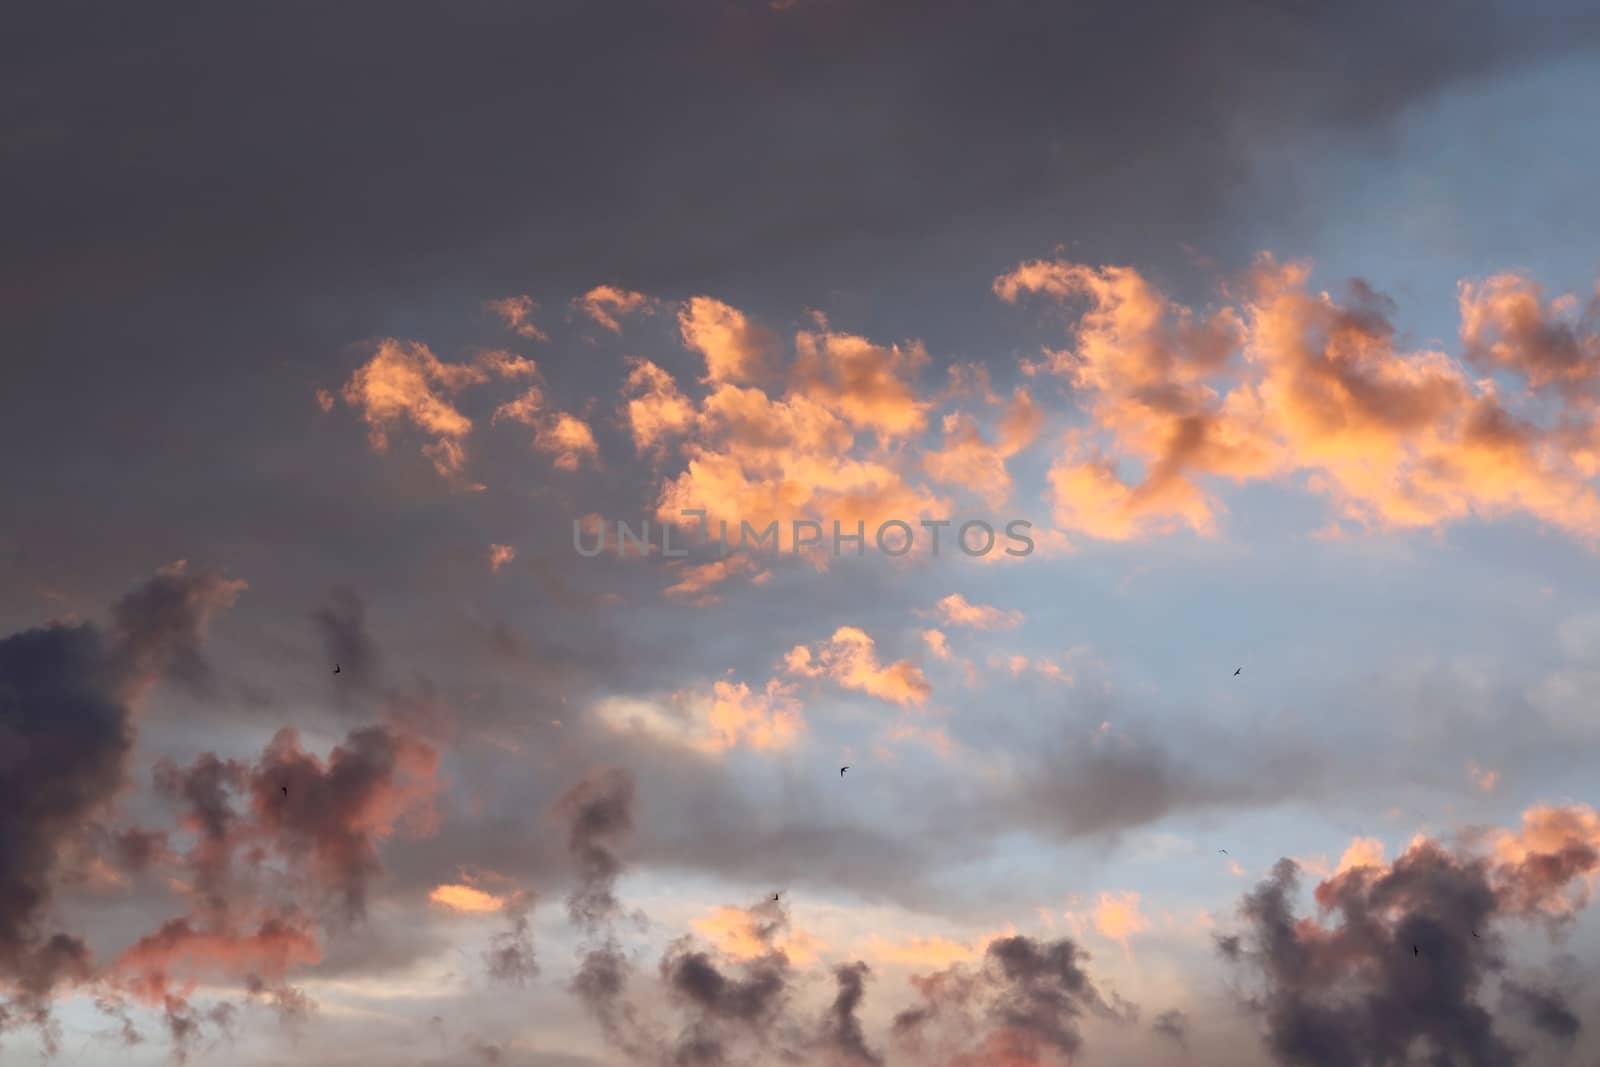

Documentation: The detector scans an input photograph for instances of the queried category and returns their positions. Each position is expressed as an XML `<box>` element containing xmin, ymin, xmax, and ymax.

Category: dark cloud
<box><xmin>553</xmin><ymin>768</ymin><xmax>636</xmax><ymax>930</ymax></box>
<box><xmin>0</xmin><ymin>564</ymin><xmax>241</xmax><ymax>1040</ymax></box>
<box><xmin>247</xmin><ymin>723</ymin><xmax>441</xmax><ymax>922</ymax></box>
<box><xmin>817</xmin><ymin>962</ymin><xmax>883</xmax><ymax>1067</ymax></box>
<box><xmin>570</xmin><ymin>941</ymin><xmax>657</xmax><ymax>1062</ymax></box>
<box><xmin>484</xmin><ymin>891</ymin><xmax>538</xmax><ymax>987</ymax></box>
<box><xmin>1502</xmin><ymin>980</ymin><xmax>1581</xmax><ymax>1044</ymax></box>
<box><xmin>313</xmin><ymin>586</ymin><xmax>381</xmax><ymax>698</ymax></box>
<box><xmin>1151</xmin><ymin>1008</ymin><xmax>1189</xmax><ymax>1052</ymax></box>
<box><xmin>659</xmin><ymin>941</ymin><xmax>794</xmax><ymax>1065</ymax></box>
<box><xmin>893</xmin><ymin>934</ymin><xmax>1126</xmax><ymax>1066</ymax></box>
<box><xmin>1218</xmin><ymin>823</ymin><xmax>1600</xmax><ymax>1067</ymax></box>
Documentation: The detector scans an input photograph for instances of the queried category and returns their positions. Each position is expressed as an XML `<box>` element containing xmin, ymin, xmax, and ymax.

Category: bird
<box><xmin>333</xmin><ymin>663</ymin><xmax>341</xmax><ymax>674</ymax></box>
<box><xmin>1233</xmin><ymin>667</ymin><xmax>1242</xmax><ymax>676</ymax></box>
<box><xmin>840</xmin><ymin>766</ymin><xmax>850</xmax><ymax>777</ymax></box>
<box><xmin>1413</xmin><ymin>944</ymin><xmax>1420</xmax><ymax>957</ymax></box>
<box><xmin>1218</xmin><ymin>849</ymin><xmax>1229</xmax><ymax>855</ymax></box>
<box><xmin>280</xmin><ymin>785</ymin><xmax>288</xmax><ymax>797</ymax></box>
<box><xmin>771</xmin><ymin>892</ymin><xmax>782</xmax><ymax>902</ymax></box>
<box><xmin>1472</xmin><ymin>930</ymin><xmax>1479</xmax><ymax>939</ymax></box>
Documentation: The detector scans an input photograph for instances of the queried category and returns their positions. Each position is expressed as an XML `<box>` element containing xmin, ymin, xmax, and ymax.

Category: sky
<box><xmin>5</xmin><ymin>2</ymin><xmax>1600</xmax><ymax>1065</ymax></box>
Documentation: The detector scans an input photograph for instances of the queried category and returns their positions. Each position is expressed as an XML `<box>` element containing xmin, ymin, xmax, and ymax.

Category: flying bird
<box><xmin>333</xmin><ymin>663</ymin><xmax>341</xmax><ymax>674</ymax></box>
<box><xmin>1233</xmin><ymin>666</ymin><xmax>1242</xmax><ymax>676</ymax></box>
<box><xmin>1218</xmin><ymin>849</ymin><xmax>1229</xmax><ymax>855</ymax></box>
<box><xmin>771</xmin><ymin>892</ymin><xmax>781</xmax><ymax>902</ymax></box>
<box><xmin>840</xmin><ymin>766</ymin><xmax>849</xmax><ymax>777</ymax></box>
<box><xmin>281</xmin><ymin>785</ymin><xmax>288</xmax><ymax>797</ymax></box>
<box><xmin>1413</xmin><ymin>944</ymin><xmax>1420</xmax><ymax>957</ymax></box>
<box><xmin>1472</xmin><ymin>930</ymin><xmax>1479</xmax><ymax>939</ymax></box>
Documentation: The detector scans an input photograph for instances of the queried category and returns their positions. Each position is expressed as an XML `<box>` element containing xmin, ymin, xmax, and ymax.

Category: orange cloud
<box><xmin>860</xmin><ymin>933</ymin><xmax>981</xmax><ymax>969</ymax></box>
<box><xmin>533</xmin><ymin>412</ymin><xmax>599</xmax><ymax>471</ymax></box>
<box><xmin>1000</xmin><ymin>255</ymin><xmax>1600</xmax><ymax>544</ymax></box>
<box><xmin>429</xmin><ymin>883</ymin><xmax>506</xmax><ymax>914</ymax></box>
<box><xmin>700</xmin><ymin>678</ymin><xmax>805</xmax><ymax>752</ymax></box>
<box><xmin>922</xmin><ymin>388</ymin><xmax>1042</xmax><ymax>507</ymax></box>
<box><xmin>792</xmin><ymin>321</ymin><xmax>930</xmax><ymax>439</ymax></box>
<box><xmin>488</xmin><ymin>544</ymin><xmax>516</xmax><ymax>573</ymax></box>
<box><xmin>594</xmin><ymin>678</ymin><xmax>804</xmax><ymax>754</ymax></box>
<box><xmin>787</xmin><ymin>626</ymin><xmax>931</xmax><ymax>709</ymax></box>
<box><xmin>485</xmin><ymin>295</ymin><xmax>549</xmax><ymax>341</ymax></box>
<box><xmin>930</xmin><ymin>593</ymin><xmax>1023</xmax><ymax>631</ymax></box>
<box><xmin>921</xmin><ymin>628</ymin><xmax>952</xmax><ymax>661</ymax></box>
<box><xmin>692</xmin><ymin>903</ymin><xmax>824</xmax><ymax>965</ymax></box>
<box><xmin>1091</xmin><ymin>890</ymin><xmax>1148</xmax><ymax>956</ymax></box>
<box><xmin>1334</xmin><ymin>836</ymin><xmax>1386</xmax><ymax>875</ymax></box>
<box><xmin>341</xmin><ymin>340</ymin><xmax>485</xmax><ymax>480</ymax></box>
<box><xmin>662</xmin><ymin>554</ymin><xmax>764</xmax><ymax>605</ymax></box>
<box><xmin>576</xmin><ymin>285</ymin><xmax>654</xmax><ymax>333</ymax></box>
<box><xmin>680</xmin><ymin>296</ymin><xmax>777</xmax><ymax>384</ymax></box>
<box><xmin>621</xmin><ymin>357</ymin><xmax>697</xmax><ymax>454</ymax></box>
<box><xmin>114</xmin><ymin>918</ymin><xmax>321</xmax><ymax>1004</ymax></box>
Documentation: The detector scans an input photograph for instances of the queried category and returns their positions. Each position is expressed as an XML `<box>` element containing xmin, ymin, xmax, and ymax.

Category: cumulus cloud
<box><xmin>922</xmin><ymin>388</ymin><xmax>1042</xmax><ymax>507</ymax></box>
<box><xmin>786</xmin><ymin>626</ymin><xmax>932</xmax><ymax>709</ymax></box>
<box><xmin>340</xmin><ymin>339</ymin><xmax>536</xmax><ymax>482</ymax></box>
<box><xmin>534</xmin><ymin>411</ymin><xmax>600</xmax><ymax>471</ymax></box>
<box><xmin>999</xmin><ymin>256</ymin><xmax>1600</xmax><ymax>544</ymax></box>
<box><xmin>621</xmin><ymin>357</ymin><xmax>697</xmax><ymax>455</ymax></box>
<box><xmin>928</xmin><ymin>593</ymin><xmax>1024</xmax><ymax>631</ymax></box>
<box><xmin>485</xmin><ymin>295</ymin><xmax>549</xmax><ymax>341</ymax></box>
<box><xmin>680</xmin><ymin>296</ymin><xmax>778</xmax><ymax>385</ymax></box>
<box><xmin>576</xmin><ymin>285</ymin><xmax>654</xmax><ymax>334</ymax></box>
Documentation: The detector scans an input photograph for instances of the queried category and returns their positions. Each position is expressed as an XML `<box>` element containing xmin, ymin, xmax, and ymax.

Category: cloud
<box><xmin>817</xmin><ymin>962</ymin><xmax>884</xmax><ymax>1066</ymax></box>
<box><xmin>1000</xmin><ymin>256</ymin><xmax>1600</xmax><ymax>545</ymax></box>
<box><xmin>429</xmin><ymin>883</ymin><xmax>506</xmax><ymax>914</ymax></box>
<box><xmin>534</xmin><ymin>411</ymin><xmax>600</xmax><ymax>471</ymax></box>
<box><xmin>792</xmin><ymin>321</ymin><xmax>932</xmax><ymax>440</ymax></box>
<box><xmin>340</xmin><ymin>339</ymin><xmax>534</xmax><ymax>482</ymax></box>
<box><xmin>1090</xmin><ymin>891</ymin><xmax>1149</xmax><ymax>957</ymax></box>
<box><xmin>1151</xmin><ymin>1008</ymin><xmax>1188</xmax><ymax>1051</ymax></box>
<box><xmin>488</xmin><ymin>544</ymin><xmax>516</xmax><ymax>573</ymax></box>
<box><xmin>312</xmin><ymin>586</ymin><xmax>380</xmax><ymax>695</ymax></box>
<box><xmin>0</xmin><ymin>563</ymin><xmax>243</xmax><ymax>1039</ymax></box>
<box><xmin>621</xmin><ymin>357</ymin><xmax>697</xmax><ymax>455</ymax></box>
<box><xmin>922</xmin><ymin>389</ymin><xmax>1042</xmax><ymax>507</ymax></box>
<box><xmin>892</xmin><ymin>934</ymin><xmax>1129</xmax><ymax>1067</ymax></box>
<box><xmin>484</xmin><ymin>890</ymin><xmax>537</xmax><ymax>986</ymax></box>
<box><xmin>787</xmin><ymin>626</ymin><xmax>932</xmax><ymax>708</ymax></box>
<box><xmin>929</xmin><ymin>593</ymin><xmax>1024</xmax><ymax>631</ymax></box>
<box><xmin>1219</xmin><ymin>805</ymin><xmax>1600</xmax><ymax>1067</ymax></box>
<box><xmin>679</xmin><ymin>296</ymin><xmax>777</xmax><ymax>385</ymax></box>
<box><xmin>485</xmin><ymin>295</ymin><xmax>549</xmax><ymax>341</ymax></box>
<box><xmin>662</xmin><ymin>554</ymin><xmax>765</xmax><ymax>605</ymax></box>
<box><xmin>691</xmin><ymin>898</ymin><xmax>824</xmax><ymax>966</ymax></box>
<box><xmin>554</xmin><ymin>768</ymin><xmax>636</xmax><ymax>931</ymax></box>
<box><xmin>576</xmin><ymin>285</ymin><xmax>654</xmax><ymax>334</ymax></box>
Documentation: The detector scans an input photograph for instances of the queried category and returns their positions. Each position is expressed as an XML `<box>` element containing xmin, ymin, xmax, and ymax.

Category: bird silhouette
<box><xmin>771</xmin><ymin>892</ymin><xmax>781</xmax><ymax>902</ymax></box>
<box><xmin>333</xmin><ymin>664</ymin><xmax>341</xmax><ymax>674</ymax></box>
<box><xmin>1472</xmin><ymin>930</ymin><xmax>1479</xmax><ymax>939</ymax></box>
<box><xmin>840</xmin><ymin>766</ymin><xmax>849</xmax><ymax>777</ymax></box>
<box><xmin>1218</xmin><ymin>849</ymin><xmax>1229</xmax><ymax>855</ymax></box>
<box><xmin>1233</xmin><ymin>667</ymin><xmax>1242</xmax><ymax>676</ymax></box>
<box><xmin>1413</xmin><ymin>944</ymin><xmax>1420</xmax><ymax>957</ymax></box>
<box><xmin>281</xmin><ymin>785</ymin><xmax>288</xmax><ymax>797</ymax></box>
